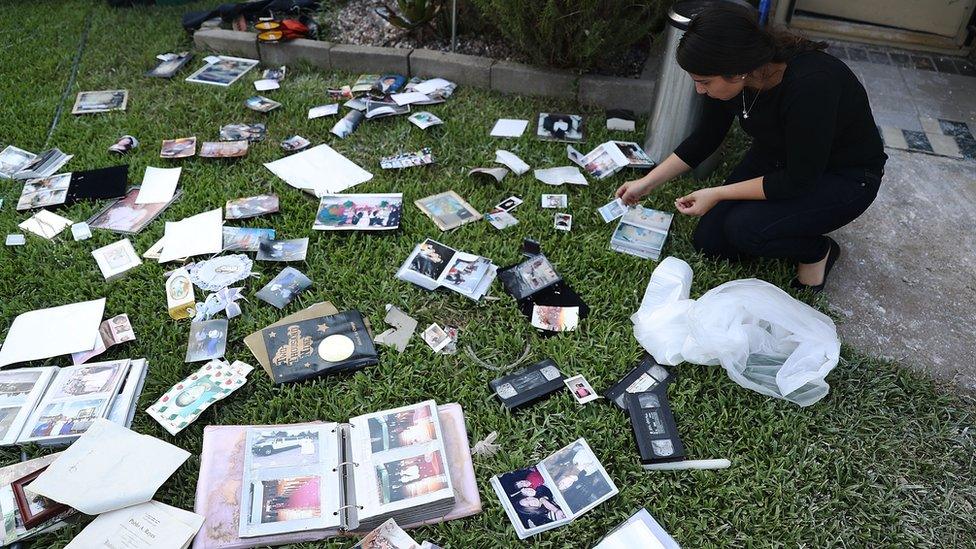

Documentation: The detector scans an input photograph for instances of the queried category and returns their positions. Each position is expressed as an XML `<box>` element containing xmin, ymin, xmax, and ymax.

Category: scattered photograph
<box><xmin>314</xmin><ymin>194</ymin><xmax>403</xmax><ymax>231</ymax></box>
<box><xmin>541</xmin><ymin>194</ymin><xmax>567</xmax><ymax>209</ymax></box>
<box><xmin>540</xmin><ymin>439</ymin><xmax>617</xmax><ymax>516</ymax></box>
<box><xmin>422</xmin><ymin>323</ymin><xmax>451</xmax><ymax>353</ymax></box>
<box><xmin>261</xmin><ymin>66</ymin><xmax>286</xmax><ymax>82</ymax></box>
<box><xmin>108</xmin><ymin>135</ymin><xmax>139</xmax><ymax>154</ymax></box>
<box><xmin>199</xmin><ymin>140</ymin><xmax>249</xmax><ymax>158</ymax></box>
<box><xmin>185</xmin><ymin>319</ymin><xmax>229</xmax><ymax>362</ymax></box>
<box><xmin>408</xmin><ymin>239</ymin><xmax>456</xmax><ymax>281</ymax></box>
<box><xmin>495</xmin><ymin>466</ymin><xmax>567</xmax><ymax>533</ymax></box>
<box><xmin>485</xmin><ymin>208</ymin><xmax>518</xmax><ymax>230</ymax></box>
<box><xmin>515</xmin><ymin>255</ymin><xmax>561</xmax><ymax>296</ymax></box>
<box><xmin>146</xmin><ymin>51</ymin><xmax>192</xmax><ymax>78</ymax></box>
<box><xmin>52</xmin><ymin>363</ymin><xmax>126</xmax><ymax>399</ymax></box>
<box><xmin>308</xmin><ymin>104</ymin><xmax>339</xmax><ymax>119</ymax></box>
<box><xmin>16</xmin><ymin>173</ymin><xmax>72</xmax><ymax>211</ymax></box>
<box><xmin>251</xmin><ymin>476</ymin><xmax>322</xmax><ymax>523</ymax></box>
<box><xmin>245</xmin><ymin>95</ymin><xmax>282</xmax><ymax>113</ymax></box>
<box><xmin>365</xmin><ymin>98</ymin><xmax>410</xmax><ymax>119</ymax></box>
<box><xmin>564</xmin><ymin>374</ymin><xmax>598</xmax><ymax>404</ymax></box>
<box><xmin>380</xmin><ymin>148</ymin><xmax>433</xmax><ymax>169</ymax></box>
<box><xmin>226</xmin><ymin>194</ymin><xmax>279</xmax><ymax>220</ymax></box>
<box><xmin>0</xmin><ymin>145</ymin><xmax>36</xmax><ymax>179</ymax></box>
<box><xmin>598</xmin><ymin>198</ymin><xmax>627</xmax><ymax>223</ymax></box>
<box><xmin>352</xmin><ymin>518</ymin><xmax>420</xmax><ymax>549</ymax></box>
<box><xmin>19</xmin><ymin>209</ymin><xmax>71</xmax><ymax>239</ymax></box>
<box><xmin>223</xmin><ymin>227</ymin><xmax>275</xmax><ymax>252</ymax></box>
<box><xmin>614</xmin><ymin>141</ymin><xmax>655</xmax><ymax>168</ymax></box>
<box><xmin>160</xmin><ymin>137</ymin><xmax>197</xmax><ymax>159</ymax></box>
<box><xmin>495</xmin><ymin>196</ymin><xmax>523</xmax><ymax>212</ymax></box>
<box><xmin>27</xmin><ymin>398</ymin><xmax>104</xmax><ymax>439</ymax></box>
<box><xmin>415</xmin><ymin>191</ymin><xmax>482</xmax><ymax>231</ymax></box>
<box><xmin>185</xmin><ymin>56</ymin><xmax>259</xmax><ymax>86</ymax></box>
<box><xmin>374</xmin><ymin>74</ymin><xmax>407</xmax><ymax>95</ymax></box>
<box><xmin>71</xmin><ymin>89</ymin><xmax>128</xmax><ymax>115</ymax></box>
<box><xmin>351</xmin><ymin>74</ymin><xmax>380</xmax><ymax>94</ymax></box>
<box><xmin>219</xmin><ymin>123</ymin><xmax>266</xmax><ymax>142</ymax></box>
<box><xmin>331</xmin><ymin>109</ymin><xmax>364</xmax><ymax>139</ymax></box>
<box><xmin>537</xmin><ymin>113</ymin><xmax>584</xmax><ymax>142</ymax></box>
<box><xmin>367</xmin><ymin>404</ymin><xmax>437</xmax><ymax>453</ymax></box>
<box><xmin>256</xmin><ymin>267</ymin><xmax>312</xmax><ymax>309</ymax></box>
<box><xmin>531</xmin><ymin>305</ymin><xmax>580</xmax><ymax>333</ymax></box>
<box><xmin>88</xmin><ymin>187</ymin><xmax>181</xmax><ymax>234</ymax></box>
<box><xmin>249</xmin><ymin>428</ymin><xmax>321</xmax><ymax>467</ymax></box>
<box><xmin>374</xmin><ymin>451</ymin><xmax>449</xmax><ymax>505</ymax></box>
<box><xmin>554</xmin><ymin>213</ymin><xmax>573</xmax><ymax>231</ymax></box>
<box><xmin>257</xmin><ymin>238</ymin><xmax>309</xmax><ymax>262</ymax></box>
<box><xmin>408</xmin><ymin>111</ymin><xmax>443</xmax><ymax>129</ymax></box>
<box><xmin>280</xmin><ymin>135</ymin><xmax>311</xmax><ymax>152</ymax></box>
<box><xmin>611</xmin><ymin>222</ymin><xmax>667</xmax><ymax>250</ymax></box>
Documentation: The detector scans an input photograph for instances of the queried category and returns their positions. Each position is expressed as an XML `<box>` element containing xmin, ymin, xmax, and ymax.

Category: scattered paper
<box><xmin>374</xmin><ymin>305</ymin><xmax>418</xmax><ymax>353</ymax></box>
<box><xmin>65</xmin><ymin>500</ymin><xmax>204</xmax><ymax>549</ymax></box>
<box><xmin>253</xmin><ymin>78</ymin><xmax>279</xmax><ymax>91</ymax></box>
<box><xmin>136</xmin><ymin>166</ymin><xmax>181</xmax><ymax>204</ymax></box>
<box><xmin>491</xmin><ymin>118</ymin><xmax>528</xmax><ymax>138</ymax></box>
<box><xmin>71</xmin><ymin>313</ymin><xmax>136</xmax><ymax>365</ymax></box>
<box><xmin>159</xmin><ymin>209</ymin><xmax>223</xmax><ymax>263</ymax></box>
<box><xmin>0</xmin><ymin>298</ymin><xmax>105</xmax><ymax>367</ymax></box>
<box><xmin>485</xmin><ymin>209</ymin><xmax>518</xmax><ymax>230</ymax></box>
<box><xmin>391</xmin><ymin>91</ymin><xmax>430</xmax><ymax>105</ymax></box>
<box><xmin>534</xmin><ymin>166</ymin><xmax>587</xmax><ymax>186</ymax></box>
<box><xmin>468</xmin><ymin>167</ymin><xmax>508</xmax><ymax>182</ymax></box>
<box><xmin>31</xmin><ymin>419</ymin><xmax>190</xmax><ymax>515</ymax></box>
<box><xmin>495</xmin><ymin>150</ymin><xmax>530</xmax><ymax>175</ymax></box>
<box><xmin>414</xmin><ymin>77</ymin><xmax>455</xmax><ymax>95</ymax></box>
<box><xmin>71</xmin><ymin>222</ymin><xmax>91</xmax><ymax>241</ymax></box>
<box><xmin>264</xmin><ymin>144</ymin><xmax>373</xmax><ymax>197</ymax></box>
<box><xmin>308</xmin><ymin>104</ymin><xmax>339</xmax><ymax>119</ymax></box>
<box><xmin>19</xmin><ymin>209</ymin><xmax>72</xmax><ymax>239</ymax></box>
<box><xmin>5</xmin><ymin>234</ymin><xmax>25</xmax><ymax>246</ymax></box>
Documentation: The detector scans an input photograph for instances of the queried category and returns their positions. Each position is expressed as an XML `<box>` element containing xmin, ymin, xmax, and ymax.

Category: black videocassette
<box><xmin>604</xmin><ymin>354</ymin><xmax>673</xmax><ymax>411</ymax></box>
<box><xmin>490</xmin><ymin>358</ymin><xmax>565</xmax><ymax>411</ymax></box>
<box><xmin>626</xmin><ymin>390</ymin><xmax>685</xmax><ymax>465</ymax></box>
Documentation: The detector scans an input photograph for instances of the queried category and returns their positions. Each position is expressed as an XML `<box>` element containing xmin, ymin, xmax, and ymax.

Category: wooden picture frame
<box><xmin>11</xmin><ymin>466</ymin><xmax>69</xmax><ymax>529</ymax></box>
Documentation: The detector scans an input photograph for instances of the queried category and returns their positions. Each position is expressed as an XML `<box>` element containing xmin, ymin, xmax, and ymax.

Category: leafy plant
<box><xmin>375</xmin><ymin>0</ymin><xmax>443</xmax><ymax>31</ymax></box>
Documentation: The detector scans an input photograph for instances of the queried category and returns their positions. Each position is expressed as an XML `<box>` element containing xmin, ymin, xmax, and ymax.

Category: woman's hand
<box><xmin>616</xmin><ymin>178</ymin><xmax>652</xmax><ymax>206</ymax></box>
<box><xmin>675</xmin><ymin>187</ymin><xmax>721</xmax><ymax>216</ymax></box>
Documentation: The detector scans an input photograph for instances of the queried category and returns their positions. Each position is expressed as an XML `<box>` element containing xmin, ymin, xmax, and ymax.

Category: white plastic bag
<box><xmin>632</xmin><ymin>257</ymin><xmax>841</xmax><ymax>407</ymax></box>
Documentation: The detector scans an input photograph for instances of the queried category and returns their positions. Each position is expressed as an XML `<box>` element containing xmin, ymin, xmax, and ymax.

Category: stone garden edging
<box><xmin>193</xmin><ymin>29</ymin><xmax>657</xmax><ymax>113</ymax></box>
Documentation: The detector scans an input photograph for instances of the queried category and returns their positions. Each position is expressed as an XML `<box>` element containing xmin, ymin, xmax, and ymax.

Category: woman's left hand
<box><xmin>675</xmin><ymin>187</ymin><xmax>721</xmax><ymax>216</ymax></box>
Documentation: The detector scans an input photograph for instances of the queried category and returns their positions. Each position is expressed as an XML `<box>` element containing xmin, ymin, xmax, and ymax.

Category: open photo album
<box><xmin>0</xmin><ymin>359</ymin><xmax>148</xmax><ymax>446</ymax></box>
<box><xmin>237</xmin><ymin>400</ymin><xmax>455</xmax><ymax>538</ymax></box>
<box><xmin>396</xmin><ymin>239</ymin><xmax>497</xmax><ymax>300</ymax></box>
<box><xmin>567</xmin><ymin>141</ymin><xmax>655</xmax><ymax>179</ymax></box>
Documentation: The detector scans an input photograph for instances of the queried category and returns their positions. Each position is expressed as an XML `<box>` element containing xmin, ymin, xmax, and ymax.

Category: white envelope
<box><xmin>31</xmin><ymin>419</ymin><xmax>190</xmax><ymax>515</ymax></box>
<box><xmin>263</xmin><ymin>143</ymin><xmax>373</xmax><ymax>197</ymax></box>
<box><xmin>136</xmin><ymin>166</ymin><xmax>181</xmax><ymax>204</ymax></box>
<box><xmin>0</xmin><ymin>298</ymin><xmax>104</xmax><ymax>367</ymax></box>
<box><xmin>158</xmin><ymin>209</ymin><xmax>223</xmax><ymax>263</ymax></box>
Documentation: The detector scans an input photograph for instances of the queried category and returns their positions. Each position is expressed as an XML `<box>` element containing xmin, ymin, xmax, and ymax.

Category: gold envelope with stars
<box><xmin>261</xmin><ymin>310</ymin><xmax>378</xmax><ymax>384</ymax></box>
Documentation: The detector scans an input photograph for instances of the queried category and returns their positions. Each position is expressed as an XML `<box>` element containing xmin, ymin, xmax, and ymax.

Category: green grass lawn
<box><xmin>1</xmin><ymin>1</ymin><xmax>974</xmax><ymax>547</ymax></box>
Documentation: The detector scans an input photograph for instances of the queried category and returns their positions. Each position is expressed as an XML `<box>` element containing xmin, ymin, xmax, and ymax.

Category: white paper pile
<box><xmin>534</xmin><ymin>166</ymin><xmax>587</xmax><ymax>186</ymax></box>
<box><xmin>0</xmin><ymin>298</ymin><xmax>105</xmax><ymax>367</ymax></box>
<box><xmin>264</xmin><ymin>143</ymin><xmax>373</xmax><ymax>197</ymax></box>
<box><xmin>159</xmin><ymin>209</ymin><xmax>223</xmax><ymax>263</ymax></box>
<box><xmin>137</xmin><ymin>166</ymin><xmax>181</xmax><ymax>204</ymax></box>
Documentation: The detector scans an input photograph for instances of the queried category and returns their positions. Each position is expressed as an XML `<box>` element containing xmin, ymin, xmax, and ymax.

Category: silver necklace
<box><xmin>741</xmin><ymin>86</ymin><xmax>761</xmax><ymax>119</ymax></box>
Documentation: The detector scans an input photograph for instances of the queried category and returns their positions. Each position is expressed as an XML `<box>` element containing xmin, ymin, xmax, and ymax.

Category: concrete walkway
<box><xmin>824</xmin><ymin>41</ymin><xmax>976</xmax><ymax>391</ymax></box>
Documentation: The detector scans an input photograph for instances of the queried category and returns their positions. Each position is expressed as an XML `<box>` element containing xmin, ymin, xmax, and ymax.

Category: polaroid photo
<box><xmin>16</xmin><ymin>173</ymin><xmax>72</xmax><ymax>211</ymax></box>
<box><xmin>71</xmin><ymin>90</ymin><xmax>128</xmax><ymax>115</ymax></box>
<box><xmin>537</xmin><ymin>113</ymin><xmax>584</xmax><ymax>143</ymax></box>
<box><xmin>541</xmin><ymin>194</ymin><xmax>567</xmax><ymax>209</ymax></box>
<box><xmin>255</xmin><ymin>267</ymin><xmax>312</xmax><ymax>309</ymax></box>
<box><xmin>564</xmin><ymin>375</ymin><xmax>599</xmax><ymax>404</ymax></box>
<box><xmin>92</xmin><ymin>239</ymin><xmax>142</xmax><ymax>281</ymax></box>
<box><xmin>223</xmin><ymin>227</ymin><xmax>275</xmax><ymax>252</ymax></box>
<box><xmin>554</xmin><ymin>213</ymin><xmax>573</xmax><ymax>232</ymax></box>
<box><xmin>185</xmin><ymin>56</ymin><xmax>259</xmax><ymax>86</ymax></box>
<box><xmin>146</xmin><ymin>51</ymin><xmax>192</xmax><ymax>78</ymax></box>
<box><xmin>108</xmin><ymin>135</ymin><xmax>138</xmax><ymax>154</ymax></box>
<box><xmin>408</xmin><ymin>111</ymin><xmax>443</xmax><ymax>129</ymax></box>
<box><xmin>19</xmin><ymin>210</ymin><xmax>72</xmax><ymax>239</ymax></box>
<box><xmin>199</xmin><ymin>140</ymin><xmax>249</xmax><ymax>158</ymax></box>
<box><xmin>88</xmin><ymin>187</ymin><xmax>181</xmax><ymax>234</ymax></box>
<box><xmin>308</xmin><ymin>104</ymin><xmax>339</xmax><ymax>119</ymax></box>
<box><xmin>281</xmin><ymin>135</ymin><xmax>311</xmax><ymax>152</ymax></box>
<box><xmin>220</xmin><ymin>123</ymin><xmax>266</xmax><ymax>142</ymax></box>
<box><xmin>415</xmin><ymin>190</ymin><xmax>482</xmax><ymax>231</ymax></box>
<box><xmin>352</xmin><ymin>519</ymin><xmax>420</xmax><ymax>549</ymax></box>
<box><xmin>531</xmin><ymin>305</ymin><xmax>580</xmax><ymax>333</ymax></box>
<box><xmin>160</xmin><ymin>137</ymin><xmax>196</xmax><ymax>159</ymax></box>
<box><xmin>485</xmin><ymin>208</ymin><xmax>518</xmax><ymax>230</ymax></box>
<box><xmin>422</xmin><ymin>323</ymin><xmax>451</xmax><ymax>352</ymax></box>
<box><xmin>0</xmin><ymin>145</ymin><xmax>36</xmax><ymax>179</ymax></box>
<box><xmin>226</xmin><ymin>194</ymin><xmax>279</xmax><ymax>220</ymax></box>
<box><xmin>380</xmin><ymin>148</ymin><xmax>434</xmax><ymax>170</ymax></box>
<box><xmin>331</xmin><ymin>109</ymin><xmax>364</xmax><ymax>139</ymax></box>
<box><xmin>491</xmin><ymin>118</ymin><xmax>528</xmax><ymax>138</ymax></box>
<box><xmin>314</xmin><ymin>193</ymin><xmax>403</xmax><ymax>231</ymax></box>
<box><xmin>495</xmin><ymin>195</ymin><xmax>523</xmax><ymax>212</ymax></box>
<box><xmin>598</xmin><ymin>198</ymin><xmax>627</xmax><ymax>223</ymax></box>
<box><xmin>185</xmin><ymin>319</ymin><xmax>228</xmax><ymax>362</ymax></box>
<box><xmin>71</xmin><ymin>222</ymin><xmax>91</xmax><ymax>241</ymax></box>
<box><xmin>245</xmin><ymin>95</ymin><xmax>282</xmax><ymax>113</ymax></box>
<box><xmin>6</xmin><ymin>234</ymin><xmax>25</xmax><ymax>246</ymax></box>
<box><xmin>256</xmin><ymin>238</ymin><xmax>309</xmax><ymax>262</ymax></box>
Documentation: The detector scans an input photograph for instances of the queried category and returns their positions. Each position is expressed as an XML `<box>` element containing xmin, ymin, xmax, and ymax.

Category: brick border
<box><xmin>193</xmin><ymin>29</ymin><xmax>657</xmax><ymax>113</ymax></box>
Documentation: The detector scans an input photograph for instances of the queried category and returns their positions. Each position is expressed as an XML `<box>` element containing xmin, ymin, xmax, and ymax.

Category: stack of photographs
<box><xmin>609</xmin><ymin>206</ymin><xmax>673</xmax><ymax>260</ymax></box>
<box><xmin>6</xmin><ymin>148</ymin><xmax>73</xmax><ymax>180</ymax></box>
<box><xmin>567</xmin><ymin>141</ymin><xmax>655</xmax><ymax>179</ymax></box>
<box><xmin>397</xmin><ymin>238</ymin><xmax>497</xmax><ymax>301</ymax></box>
<box><xmin>313</xmin><ymin>194</ymin><xmax>403</xmax><ymax>231</ymax></box>
<box><xmin>491</xmin><ymin>438</ymin><xmax>618</xmax><ymax>539</ymax></box>
<box><xmin>0</xmin><ymin>359</ymin><xmax>148</xmax><ymax>447</ymax></box>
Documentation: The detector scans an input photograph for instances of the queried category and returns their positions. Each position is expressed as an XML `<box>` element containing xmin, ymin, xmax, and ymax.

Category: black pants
<box><xmin>692</xmin><ymin>149</ymin><xmax>883</xmax><ymax>264</ymax></box>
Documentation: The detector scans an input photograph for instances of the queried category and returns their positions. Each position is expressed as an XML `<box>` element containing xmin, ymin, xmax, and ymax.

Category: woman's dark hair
<box><xmin>676</xmin><ymin>4</ymin><xmax>827</xmax><ymax>77</ymax></box>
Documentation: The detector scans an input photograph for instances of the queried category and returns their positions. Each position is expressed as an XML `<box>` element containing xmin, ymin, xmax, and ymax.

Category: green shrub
<box><xmin>468</xmin><ymin>0</ymin><xmax>667</xmax><ymax>72</ymax></box>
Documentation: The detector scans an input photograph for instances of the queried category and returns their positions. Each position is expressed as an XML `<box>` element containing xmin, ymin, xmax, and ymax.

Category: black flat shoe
<box><xmin>790</xmin><ymin>237</ymin><xmax>842</xmax><ymax>293</ymax></box>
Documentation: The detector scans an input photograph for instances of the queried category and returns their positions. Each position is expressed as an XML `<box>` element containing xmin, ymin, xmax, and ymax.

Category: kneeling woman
<box><xmin>617</xmin><ymin>5</ymin><xmax>886</xmax><ymax>291</ymax></box>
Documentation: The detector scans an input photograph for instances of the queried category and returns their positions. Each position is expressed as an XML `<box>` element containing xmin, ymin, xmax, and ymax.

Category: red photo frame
<box><xmin>10</xmin><ymin>466</ymin><xmax>69</xmax><ymax>530</ymax></box>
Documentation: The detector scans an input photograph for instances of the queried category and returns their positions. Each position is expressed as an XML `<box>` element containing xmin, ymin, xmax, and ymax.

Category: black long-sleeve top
<box><xmin>673</xmin><ymin>50</ymin><xmax>887</xmax><ymax>200</ymax></box>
